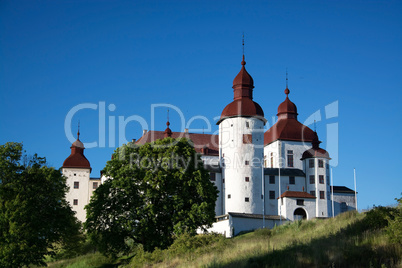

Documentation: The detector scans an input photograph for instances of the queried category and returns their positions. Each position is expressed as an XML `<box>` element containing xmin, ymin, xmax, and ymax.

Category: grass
<box><xmin>46</xmin><ymin>210</ymin><xmax>402</xmax><ymax>268</ymax></box>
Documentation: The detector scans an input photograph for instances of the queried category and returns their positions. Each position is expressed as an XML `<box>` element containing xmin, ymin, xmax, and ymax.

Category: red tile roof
<box><xmin>135</xmin><ymin>131</ymin><xmax>219</xmax><ymax>156</ymax></box>
<box><xmin>62</xmin><ymin>133</ymin><xmax>91</xmax><ymax>170</ymax></box>
<box><xmin>279</xmin><ymin>191</ymin><xmax>316</xmax><ymax>199</ymax></box>
<box><xmin>264</xmin><ymin>118</ymin><xmax>316</xmax><ymax>145</ymax></box>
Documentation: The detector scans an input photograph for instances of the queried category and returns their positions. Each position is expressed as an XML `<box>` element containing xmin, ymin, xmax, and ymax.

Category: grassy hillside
<box><xmin>46</xmin><ymin>210</ymin><xmax>402</xmax><ymax>268</ymax></box>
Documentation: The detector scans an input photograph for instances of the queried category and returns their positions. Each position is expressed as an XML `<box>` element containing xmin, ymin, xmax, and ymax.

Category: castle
<box><xmin>61</xmin><ymin>55</ymin><xmax>356</xmax><ymax>237</ymax></box>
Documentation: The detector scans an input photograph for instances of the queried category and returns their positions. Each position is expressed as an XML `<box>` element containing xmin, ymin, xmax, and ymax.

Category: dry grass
<box><xmin>46</xmin><ymin>211</ymin><xmax>402</xmax><ymax>268</ymax></box>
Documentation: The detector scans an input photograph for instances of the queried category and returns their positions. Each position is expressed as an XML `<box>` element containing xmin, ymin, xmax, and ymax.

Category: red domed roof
<box><xmin>220</xmin><ymin>98</ymin><xmax>264</xmax><ymax>122</ymax></box>
<box><xmin>218</xmin><ymin>55</ymin><xmax>265</xmax><ymax>124</ymax></box>
<box><xmin>264</xmin><ymin>118</ymin><xmax>316</xmax><ymax>145</ymax></box>
<box><xmin>277</xmin><ymin>88</ymin><xmax>298</xmax><ymax>119</ymax></box>
<box><xmin>301</xmin><ymin>132</ymin><xmax>331</xmax><ymax>160</ymax></box>
<box><xmin>264</xmin><ymin>88</ymin><xmax>313</xmax><ymax>145</ymax></box>
<box><xmin>232</xmin><ymin>56</ymin><xmax>254</xmax><ymax>91</ymax></box>
<box><xmin>62</xmin><ymin>132</ymin><xmax>91</xmax><ymax>170</ymax></box>
<box><xmin>164</xmin><ymin>121</ymin><xmax>172</xmax><ymax>138</ymax></box>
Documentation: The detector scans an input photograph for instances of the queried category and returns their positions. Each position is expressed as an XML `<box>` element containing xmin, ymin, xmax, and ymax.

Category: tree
<box><xmin>85</xmin><ymin>138</ymin><xmax>218</xmax><ymax>256</ymax></box>
<box><xmin>386</xmin><ymin>194</ymin><xmax>402</xmax><ymax>244</ymax></box>
<box><xmin>0</xmin><ymin>142</ymin><xmax>82</xmax><ymax>267</ymax></box>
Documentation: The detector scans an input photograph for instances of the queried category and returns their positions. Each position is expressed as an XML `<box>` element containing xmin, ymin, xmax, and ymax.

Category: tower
<box><xmin>61</xmin><ymin>130</ymin><xmax>92</xmax><ymax>222</ymax></box>
<box><xmin>301</xmin><ymin>132</ymin><xmax>331</xmax><ymax>217</ymax></box>
<box><xmin>217</xmin><ymin>55</ymin><xmax>266</xmax><ymax>214</ymax></box>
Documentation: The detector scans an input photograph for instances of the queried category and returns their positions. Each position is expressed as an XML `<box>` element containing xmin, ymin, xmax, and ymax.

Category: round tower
<box><xmin>301</xmin><ymin>132</ymin><xmax>331</xmax><ymax>218</ymax></box>
<box><xmin>217</xmin><ymin>55</ymin><xmax>266</xmax><ymax>215</ymax></box>
<box><xmin>62</xmin><ymin>130</ymin><xmax>92</xmax><ymax>222</ymax></box>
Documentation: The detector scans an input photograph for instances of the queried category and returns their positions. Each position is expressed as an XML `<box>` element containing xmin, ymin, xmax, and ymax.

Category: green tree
<box><xmin>386</xmin><ymin>194</ymin><xmax>402</xmax><ymax>244</ymax></box>
<box><xmin>0</xmin><ymin>142</ymin><xmax>82</xmax><ymax>267</ymax></box>
<box><xmin>85</xmin><ymin>138</ymin><xmax>218</xmax><ymax>256</ymax></box>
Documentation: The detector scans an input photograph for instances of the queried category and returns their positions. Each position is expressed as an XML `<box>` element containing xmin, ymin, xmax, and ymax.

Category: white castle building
<box><xmin>62</xmin><ymin>55</ymin><xmax>356</xmax><ymax>235</ymax></box>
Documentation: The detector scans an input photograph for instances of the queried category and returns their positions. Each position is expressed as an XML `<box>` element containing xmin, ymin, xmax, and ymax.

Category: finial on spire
<box><xmin>166</xmin><ymin>109</ymin><xmax>170</xmax><ymax>126</ymax></box>
<box><xmin>241</xmin><ymin>33</ymin><xmax>246</xmax><ymax>66</ymax></box>
<box><xmin>242</xmin><ymin>32</ymin><xmax>245</xmax><ymax>55</ymax></box>
<box><xmin>284</xmin><ymin>68</ymin><xmax>290</xmax><ymax>96</ymax></box>
<box><xmin>77</xmin><ymin>120</ymin><xmax>80</xmax><ymax>139</ymax></box>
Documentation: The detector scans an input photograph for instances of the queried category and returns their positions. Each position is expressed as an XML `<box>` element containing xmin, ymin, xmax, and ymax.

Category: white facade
<box><xmin>264</xmin><ymin>140</ymin><xmax>311</xmax><ymax>170</ymax></box>
<box><xmin>219</xmin><ymin>117</ymin><xmax>265</xmax><ymax>215</ymax></box>
<box><xmin>278</xmin><ymin>196</ymin><xmax>316</xmax><ymax>221</ymax></box>
<box><xmin>62</xmin><ymin>167</ymin><xmax>101</xmax><ymax>222</ymax></box>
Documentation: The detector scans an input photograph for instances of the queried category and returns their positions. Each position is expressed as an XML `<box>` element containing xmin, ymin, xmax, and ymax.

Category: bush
<box><xmin>386</xmin><ymin>195</ymin><xmax>402</xmax><ymax>244</ymax></box>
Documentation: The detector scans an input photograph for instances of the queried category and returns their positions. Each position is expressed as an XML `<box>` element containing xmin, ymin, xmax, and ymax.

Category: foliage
<box><xmin>48</xmin><ymin>210</ymin><xmax>402</xmax><ymax>268</ymax></box>
<box><xmin>0</xmin><ymin>142</ymin><xmax>82</xmax><ymax>267</ymax></box>
<box><xmin>364</xmin><ymin>205</ymin><xmax>396</xmax><ymax>230</ymax></box>
<box><xmin>386</xmin><ymin>194</ymin><xmax>402</xmax><ymax>244</ymax></box>
<box><xmin>85</xmin><ymin>138</ymin><xmax>218</xmax><ymax>256</ymax></box>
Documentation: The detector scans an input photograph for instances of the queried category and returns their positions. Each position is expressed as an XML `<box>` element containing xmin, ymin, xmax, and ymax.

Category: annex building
<box><xmin>61</xmin><ymin>55</ymin><xmax>356</xmax><ymax>237</ymax></box>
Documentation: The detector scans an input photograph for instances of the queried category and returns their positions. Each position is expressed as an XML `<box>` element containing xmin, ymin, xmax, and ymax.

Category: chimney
<box><xmin>143</xmin><ymin>129</ymin><xmax>147</xmax><ymax>136</ymax></box>
<box><xmin>184</xmin><ymin>128</ymin><xmax>189</xmax><ymax>134</ymax></box>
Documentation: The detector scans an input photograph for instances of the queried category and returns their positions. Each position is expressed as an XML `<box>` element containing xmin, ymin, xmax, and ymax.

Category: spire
<box><xmin>286</xmin><ymin>67</ymin><xmax>288</xmax><ymax>89</ymax></box>
<box><xmin>77</xmin><ymin>121</ymin><xmax>80</xmax><ymax>140</ymax></box>
<box><xmin>164</xmin><ymin>109</ymin><xmax>172</xmax><ymax>138</ymax></box>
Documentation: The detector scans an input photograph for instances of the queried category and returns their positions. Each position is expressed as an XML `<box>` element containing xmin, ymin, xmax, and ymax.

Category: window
<box><xmin>223</xmin><ymin>179</ymin><xmax>225</xmax><ymax>183</ymax></box>
<box><xmin>245</xmin><ymin>177</ymin><xmax>250</xmax><ymax>182</ymax></box>
<box><xmin>309</xmin><ymin>175</ymin><xmax>315</xmax><ymax>184</ymax></box>
<box><xmin>246</xmin><ymin>121</ymin><xmax>249</xmax><ymax>128</ymax></box>
<box><xmin>264</xmin><ymin>155</ymin><xmax>267</xmax><ymax>167</ymax></box>
<box><xmin>93</xmin><ymin>182</ymin><xmax>98</xmax><ymax>189</ymax></box>
<box><xmin>319</xmin><ymin>175</ymin><xmax>324</xmax><ymax>184</ymax></box>
<box><xmin>245</xmin><ymin>197</ymin><xmax>250</xmax><ymax>202</ymax></box>
<box><xmin>289</xmin><ymin>176</ymin><xmax>295</xmax><ymax>185</ymax></box>
<box><xmin>245</xmin><ymin>160</ymin><xmax>249</xmax><ymax>165</ymax></box>
<box><xmin>318</xmin><ymin>160</ymin><xmax>324</xmax><ymax>168</ymax></box>
<box><xmin>269</xmin><ymin>175</ymin><xmax>275</xmax><ymax>184</ymax></box>
<box><xmin>269</xmin><ymin>191</ymin><xmax>275</xmax><ymax>200</ymax></box>
<box><xmin>227</xmin><ymin>194</ymin><xmax>231</xmax><ymax>199</ymax></box>
<box><xmin>74</xmin><ymin>173</ymin><xmax>76</xmax><ymax>176</ymax></box>
<box><xmin>327</xmin><ymin>176</ymin><xmax>330</xmax><ymax>185</ymax></box>
<box><xmin>73</xmin><ymin>199</ymin><xmax>78</xmax><ymax>205</ymax></box>
<box><xmin>243</xmin><ymin>134</ymin><xmax>252</xmax><ymax>144</ymax></box>
<box><xmin>297</xmin><ymin>199</ymin><xmax>304</xmax><ymax>206</ymax></box>
<box><xmin>270</xmin><ymin>153</ymin><xmax>274</xmax><ymax>167</ymax></box>
<box><xmin>309</xmin><ymin>159</ymin><xmax>314</xmax><ymax>168</ymax></box>
<box><xmin>210</xmin><ymin>173</ymin><xmax>216</xmax><ymax>181</ymax></box>
<box><xmin>287</xmin><ymin>150</ymin><xmax>294</xmax><ymax>167</ymax></box>
<box><xmin>74</xmin><ymin>181</ymin><xmax>79</xmax><ymax>189</ymax></box>
<box><xmin>320</xmin><ymin>191</ymin><xmax>325</xmax><ymax>199</ymax></box>
<box><xmin>310</xmin><ymin>191</ymin><xmax>315</xmax><ymax>197</ymax></box>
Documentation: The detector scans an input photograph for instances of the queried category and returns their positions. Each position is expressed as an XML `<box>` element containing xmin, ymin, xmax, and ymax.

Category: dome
<box><xmin>277</xmin><ymin>88</ymin><xmax>298</xmax><ymax>118</ymax></box>
<box><xmin>232</xmin><ymin>56</ymin><xmax>254</xmax><ymax>91</ymax></box>
<box><xmin>301</xmin><ymin>147</ymin><xmax>330</xmax><ymax>160</ymax></box>
<box><xmin>301</xmin><ymin>132</ymin><xmax>331</xmax><ymax>160</ymax></box>
<box><xmin>62</xmin><ymin>131</ymin><xmax>91</xmax><ymax>170</ymax></box>
<box><xmin>220</xmin><ymin>98</ymin><xmax>264</xmax><ymax>122</ymax></box>
<box><xmin>164</xmin><ymin>121</ymin><xmax>172</xmax><ymax>138</ymax></box>
<box><xmin>218</xmin><ymin>55</ymin><xmax>265</xmax><ymax>124</ymax></box>
<box><xmin>72</xmin><ymin>139</ymin><xmax>84</xmax><ymax>148</ymax></box>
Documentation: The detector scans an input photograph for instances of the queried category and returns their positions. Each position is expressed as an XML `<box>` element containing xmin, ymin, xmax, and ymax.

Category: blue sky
<box><xmin>1</xmin><ymin>0</ymin><xmax>401</xmax><ymax>210</ymax></box>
